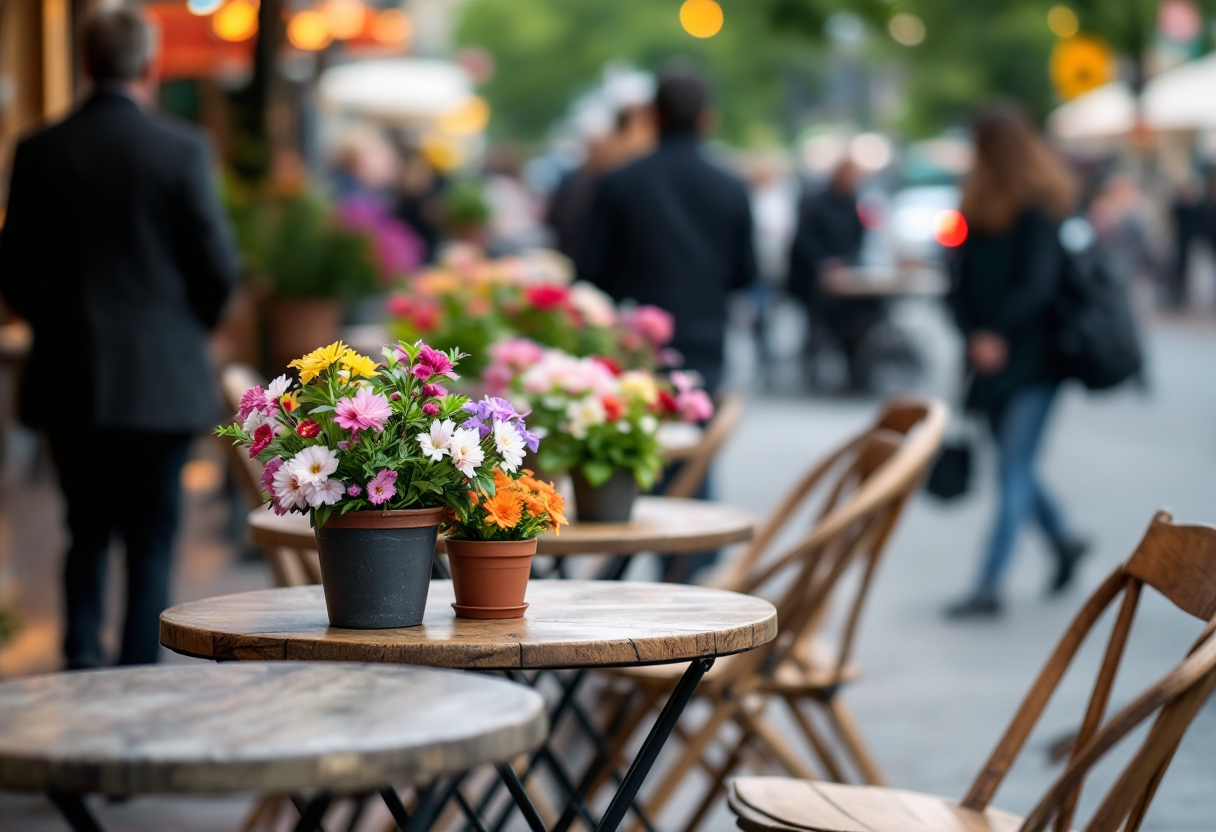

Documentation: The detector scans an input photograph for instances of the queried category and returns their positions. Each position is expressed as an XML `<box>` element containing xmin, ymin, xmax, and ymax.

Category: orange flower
<box><xmin>546</xmin><ymin>492</ymin><xmax>569</xmax><ymax>534</ymax></box>
<box><xmin>483</xmin><ymin>489</ymin><xmax>523</xmax><ymax>530</ymax></box>
<box><xmin>523</xmin><ymin>494</ymin><xmax>548</xmax><ymax>517</ymax></box>
<box><xmin>520</xmin><ymin>474</ymin><xmax>555</xmax><ymax>496</ymax></box>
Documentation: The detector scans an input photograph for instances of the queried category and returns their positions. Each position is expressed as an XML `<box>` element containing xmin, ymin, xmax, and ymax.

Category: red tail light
<box><xmin>933</xmin><ymin>209</ymin><xmax>967</xmax><ymax>247</ymax></box>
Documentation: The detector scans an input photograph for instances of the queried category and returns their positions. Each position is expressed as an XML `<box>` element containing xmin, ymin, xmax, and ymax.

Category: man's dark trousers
<box><xmin>48</xmin><ymin>429</ymin><xmax>192</xmax><ymax>668</ymax></box>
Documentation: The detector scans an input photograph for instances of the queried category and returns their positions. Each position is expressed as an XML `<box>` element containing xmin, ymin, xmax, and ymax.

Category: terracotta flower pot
<box><xmin>571</xmin><ymin>468</ymin><xmax>639</xmax><ymax>523</ymax></box>
<box><xmin>444</xmin><ymin>538</ymin><xmax>538</xmax><ymax>619</ymax></box>
<box><xmin>264</xmin><ymin>297</ymin><xmax>344</xmax><ymax>375</ymax></box>
<box><xmin>313</xmin><ymin>507</ymin><xmax>444</xmax><ymax>629</ymax></box>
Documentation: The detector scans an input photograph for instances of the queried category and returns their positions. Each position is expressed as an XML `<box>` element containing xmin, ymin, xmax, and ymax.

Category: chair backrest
<box><xmin>662</xmin><ymin>393</ymin><xmax>745</xmax><ymax>500</ymax></box>
<box><xmin>714</xmin><ymin>397</ymin><xmax>947</xmax><ymax>690</ymax></box>
<box><xmin>961</xmin><ymin>511</ymin><xmax>1216</xmax><ymax>832</ymax></box>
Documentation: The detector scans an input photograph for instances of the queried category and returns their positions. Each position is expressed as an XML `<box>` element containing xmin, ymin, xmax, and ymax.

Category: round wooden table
<box><xmin>161</xmin><ymin>581</ymin><xmax>776</xmax><ymax>832</ymax></box>
<box><xmin>247</xmin><ymin>496</ymin><xmax>755</xmax><ymax>557</ymax></box>
<box><xmin>0</xmin><ymin>662</ymin><xmax>546</xmax><ymax>832</ymax></box>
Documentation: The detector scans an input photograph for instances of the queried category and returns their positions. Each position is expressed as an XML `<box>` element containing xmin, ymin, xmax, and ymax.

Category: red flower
<box><xmin>601</xmin><ymin>395</ymin><xmax>625</xmax><ymax>422</ymax></box>
<box><xmin>592</xmin><ymin>356</ymin><xmax>623</xmax><ymax>376</ymax></box>
<box><xmin>296</xmin><ymin>419</ymin><xmax>321</xmax><ymax>439</ymax></box>
<box><xmin>523</xmin><ymin>285</ymin><xmax>570</xmax><ymax>311</ymax></box>
<box><xmin>249</xmin><ymin>424</ymin><xmax>274</xmax><ymax>459</ymax></box>
<box><xmin>656</xmin><ymin>389</ymin><xmax>680</xmax><ymax>416</ymax></box>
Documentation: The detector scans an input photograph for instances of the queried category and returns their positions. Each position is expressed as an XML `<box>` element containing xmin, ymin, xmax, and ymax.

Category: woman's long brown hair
<box><xmin>959</xmin><ymin>103</ymin><xmax>1078</xmax><ymax>234</ymax></box>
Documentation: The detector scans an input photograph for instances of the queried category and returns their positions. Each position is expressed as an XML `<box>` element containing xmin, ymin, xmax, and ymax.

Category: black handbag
<box><xmin>925</xmin><ymin>439</ymin><xmax>972</xmax><ymax>500</ymax></box>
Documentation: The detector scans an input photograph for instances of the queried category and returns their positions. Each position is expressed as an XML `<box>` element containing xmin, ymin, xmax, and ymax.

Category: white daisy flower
<box><xmin>287</xmin><ymin>446</ymin><xmax>339</xmax><ymax>486</ymax></box>
<box><xmin>417</xmin><ymin>418</ymin><xmax>457</xmax><ymax>462</ymax></box>
<box><xmin>493</xmin><ymin>420</ymin><xmax>527</xmax><ymax>473</ymax></box>
<box><xmin>304</xmin><ymin>478</ymin><xmax>344</xmax><ymax>507</ymax></box>
<box><xmin>448</xmin><ymin>427</ymin><xmax>486</xmax><ymax>478</ymax></box>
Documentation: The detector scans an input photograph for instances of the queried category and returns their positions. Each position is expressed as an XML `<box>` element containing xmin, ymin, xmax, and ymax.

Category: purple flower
<box><xmin>260</xmin><ymin>457</ymin><xmax>284</xmax><ymax>494</ymax></box>
<box><xmin>347</xmin><ymin>484</ymin><xmax>362</xmax><ymax>497</ymax></box>
<box><xmin>367</xmin><ymin>470</ymin><xmax>398</xmax><ymax>505</ymax></box>
<box><xmin>337</xmin><ymin>440</ymin><xmax>352</xmax><ymax>451</ymax></box>
<box><xmin>519</xmin><ymin>424</ymin><xmax>541</xmax><ymax>454</ymax></box>
<box><xmin>423</xmin><ymin>401</ymin><xmax>440</xmax><ymax>417</ymax></box>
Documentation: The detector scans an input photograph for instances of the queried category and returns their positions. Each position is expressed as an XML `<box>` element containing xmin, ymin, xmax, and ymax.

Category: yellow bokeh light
<box><xmin>287</xmin><ymin>10</ymin><xmax>332</xmax><ymax>51</ymax></box>
<box><xmin>679</xmin><ymin>0</ymin><xmax>723</xmax><ymax>39</ymax></box>
<box><xmin>421</xmin><ymin>134</ymin><xmax>464</xmax><ymax>173</ymax></box>
<box><xmin>888</xmin><ymin>13</ymin><xmax>925</xmax><ymax>46</ymax></box>
<box><xmin>212</xmin><ymin>0</ymin><xmax>258</xmax><ymax>42</ymax></box>
<box><xmin>1048</xmin><ymin>5</ymin><xmax>1079</xmax><ymax>39</ymax></box>
<box><xmin>372</xmin><ymin>8</ymin><xmax>411</xmax><ymax>49</ymax></box>
<box><xmin>437</xmin><ymin>97</ymin><xmax>490</xmax><ymax>137</ymax></box>
<box><xmin>318</xmin><ymin>0</ymin><xmax>366</xmax><ymax>40</ymax></box>
<box><xmin>1050</xmin><ymin>35</ymin><xmax>1114</xmax><ymax>99</ymax></box>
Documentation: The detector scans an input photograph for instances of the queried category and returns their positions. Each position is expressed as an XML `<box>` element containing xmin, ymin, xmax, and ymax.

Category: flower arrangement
<box><xmin>488</xmin><ymin>340</ymin><xmax>714</xmax><ymax>490</ymax></box>
<box><xmin>386</xmin><ymin>245</ymin><xmax>678</xmax><ymax>377</ymax></box>
<box><xmin>444</xmin><ymin>469</ymin><xmax>568</xmax><ymax>541</ymax></box>
<box><xmin>216</xmin><ymin>340</ymin><xmax>540</xmax><ymax>528</ymax></box>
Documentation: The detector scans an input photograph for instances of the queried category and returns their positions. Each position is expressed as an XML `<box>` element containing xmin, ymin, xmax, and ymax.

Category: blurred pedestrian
<box><xmin>580</xmin><ymin>67</ymin><xmax>757</xmax><ymax>393</ymax></box>
<box><xmin>393</xmin><ymin>141</ymin><xmax>445</xmax><ymax>264</ymax></box>
<box><xmin>788</xmin><ymin>160</ymin><xmax>884</xmax><ymax>392</ymax></box>
<box><xmin>483</xmin><ymin>144</ymin><xmax>545</xmax><ymax>255</ymax></box>
<box><xmin>945</xmin><ymin>104</ymin><xmax>1087</xmax><ymax>619</ymax></box>
<box><xmin>747</xmin><ymin>155</ymin><xmax>796</xmax><ymax>388</ymax></box>
<box><xmin>1089</xmin><ymin>173</ymin><xmax>1161</xmax><ymax>289</ymax></box>
<box><xmin>1166</xmin><ymin>175</ymin><xmax>1204</xmax><ymax>309</ymax></box>
<box><xmin>0</xmin><ymin>9</ymin><xmax>240</xmax><ymax>667</ymax></box>
<box><xmin>547</xmin><ymin>104</ymin><xmax>653</xmax><ymax>264</ymax></box>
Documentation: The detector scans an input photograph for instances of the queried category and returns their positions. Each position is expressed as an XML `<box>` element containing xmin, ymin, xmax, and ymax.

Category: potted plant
<box><xmin>489</xmin><ymin>343</ymin><xmax>715</xmax><ymax>522</ymax></box>
<box><xmin>217</xmin><ymin>340</ymin><xmax>528</xmax><ymax>629</ymax></box>
<box><xmin>443</xmin><ymin>465</ymin><xmax>567</xmax><ymax>619</ymax></box>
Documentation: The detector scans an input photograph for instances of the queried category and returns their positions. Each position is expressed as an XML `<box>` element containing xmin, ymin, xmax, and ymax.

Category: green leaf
<box><xmin>581</xmin><ymin>460</ymin><xmax>614</xmax><ymax>487</ymax></box>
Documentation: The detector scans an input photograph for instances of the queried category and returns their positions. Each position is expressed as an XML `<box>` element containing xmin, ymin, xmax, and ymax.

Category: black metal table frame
<box><xmin>44</xmin><ymin>655</ymin><xmax>712</xmax><ymax>832</ymax></box>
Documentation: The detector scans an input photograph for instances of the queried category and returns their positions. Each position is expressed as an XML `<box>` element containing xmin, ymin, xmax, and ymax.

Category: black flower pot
<box><xmin>571</xmin><ymin>468</ymin><xmax>640</xmax><ymax>523</ymax></box>
<box><xmin>313</xmin><ymin>508</ymin><xmax>444</xmax><ymax>629</ymax></box>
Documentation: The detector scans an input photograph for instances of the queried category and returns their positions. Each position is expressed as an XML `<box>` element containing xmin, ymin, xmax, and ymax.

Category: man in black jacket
<box><xmin>0</xmin><ymin>9</ymin><xmax>240</xmax><ymax>668</ymax></box>
<box><xmin>579</xmin><ymin>68</ymin><xmax>756</xmax><ymax>393</ymax></box>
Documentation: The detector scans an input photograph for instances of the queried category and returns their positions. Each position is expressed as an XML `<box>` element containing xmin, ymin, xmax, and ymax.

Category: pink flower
<box><xmin>417</xmin><ymin>345</ymin><xmax>455</xmax><ymax>377</ymax></box>
<box><xmin>334</xmin><ymin>388</ymin><xmax>392</xmax><ymax>434</ymax></box>
<box><xmin>489</xmin><ymin>337</ymin><xmax>544</xmax><ymax>372</ymax></box>
<box><xmin>423</xmin><ymin>401</ymin><xmax>440</xmax><ymax>417</ymax></box>
<box><xmin>249</xmin><ymin>424</ymin><xmax>274</xmax><ymax>459</ymax></box>
<box><xmin>367</xmin><ymin>469</ymin><xmax>397</xmax><ymax>505</ymax></box>
<box><xmin>238</xmin><ymin>385</ymin><xmax>266</xmax><ymax>420</ymax></box>
<box><xmin>390</xmin><ymin>391</ymin><xmax>402</xmax><ymax>401</ymax></box>
<box><xmin>678</xmin><ymin>389</ymin><xmax>714</xmax><ymax>423</ymax></box>
<box><xmin>347</xmin><ymin>484</ymin><xmax>362</xmax><ymax>497</ymax></box>
<box><xmin>411</xmin><ymin>364</ymin><xmax>433</xmax><ymax>381</ymax></box>
<box><xmin>422</xmin><ymin>383</ymin><xmax>447</xmax><ymax>398</ymax></box>
<box><xmin>260</xmin><ymin>457</ymin><xmax>283</xmax><ymax>495</ymax></box>
<box><xmin>624</xmin><ymin>305</ymin><xmax>675</xmax><ymax>346</ymax></box>
<box><xmin>523</xmin><ymin>284</ymin><xmax>570</xmax><ymax>311</ymax></box>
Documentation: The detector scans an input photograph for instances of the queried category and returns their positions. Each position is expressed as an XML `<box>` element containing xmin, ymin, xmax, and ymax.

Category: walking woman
<box><xmin>946</xmin><ymin>104</ymin><xmax>1088</xmax><ymax>619</ymax></box>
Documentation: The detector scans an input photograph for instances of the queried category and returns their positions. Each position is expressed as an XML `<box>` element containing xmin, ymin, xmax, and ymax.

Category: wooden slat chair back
<box><xmin>220</xmin><ymin>363</ymin><xmax>321</xmax><ymax>589</ymax></box>
<box><xmin>727</xmin><ymin>511</ymin><xmax>1216</xmax><ymax>832</ymax></box>
<box><xmin>662</xmin><ymin>393</ymin><xmax>745</xmax><ymax>499</ymax></box>
<box><xmin>597</xmin><ymin>399</ymin><xmax>945</xmax><ymax>832</ymax></box>
<box><xmin>966</xmin><ymin>510</ymin><xmax>1216</xmax><ymax>832</ymax></box>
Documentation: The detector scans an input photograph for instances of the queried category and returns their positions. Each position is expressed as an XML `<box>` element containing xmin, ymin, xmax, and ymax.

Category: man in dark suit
<box><xmin>0</xmin><ymin>9</ymin><xmax>239</xmax><ymax>668</ymax></box>
<box><xmin>579</xmin><ymin>68</ymin><xmax>757</xmax><ymax>393</ymax></box>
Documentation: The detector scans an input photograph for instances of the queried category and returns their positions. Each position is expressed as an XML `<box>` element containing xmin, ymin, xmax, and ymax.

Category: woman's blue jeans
<box><xmin>975</xmin><ymin>384</ymin><xmax>1069</xmax><ymax>595</ymax></box>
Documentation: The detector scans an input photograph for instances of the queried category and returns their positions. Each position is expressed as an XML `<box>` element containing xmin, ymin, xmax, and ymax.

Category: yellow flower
<box><xmin>619</xmin><ymin>371</ymin><xmax>659</xmax><ymax>405</ymax></box>
<box><xmin>340</xmin><ymin>349</ymin><xmax>378</xmax><ymax>380</ymax></box>
<box><xmin>289</xmin><ymin>341</ymin><xmax>348</xmax><ymax>384</ymax></box>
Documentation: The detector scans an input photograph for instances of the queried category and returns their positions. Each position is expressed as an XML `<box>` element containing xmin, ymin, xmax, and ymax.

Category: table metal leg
<box><xmin>495</xmin><ymin>762</ymin><xmax>550</xmax><ymax>832</ymax></box>
<box><xmin>291</xmin><ymin>791</ymin><xmax>333</xmax><ymax>832</ymax></box>
<box><xmin>593</xmin><ymin>657</ymin><xmax>715</xmax><ymax>832</ymax></box>
<box><xmin>48</xmin><ymin>793</ymin><xmax>104</xmax><ymax>832</ymax></box>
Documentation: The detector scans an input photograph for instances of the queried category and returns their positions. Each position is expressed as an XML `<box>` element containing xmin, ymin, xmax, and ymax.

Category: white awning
<box><xmin>1047</xmin><ymin>82</ymin><xmax>1137</xmax><ymax>140</ymax></box>
<box><xmin>1144</xmin><ymin>53</ymin><xmax>1216</xmax><ymax>131</ymax></box>
<box><xmin>318</xmin><ymin>58</ymin><xmax>473</xmax><ymax>123</ymax></box>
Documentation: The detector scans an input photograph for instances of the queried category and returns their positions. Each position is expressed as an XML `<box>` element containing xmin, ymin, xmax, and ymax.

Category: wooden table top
<box><xmin>247</xmin><ymin>496</ymin><xmax>756</xmax><ymax>557</ymax></box>
<box><xmin>0</xmin><ymin>663</ymin><xmax>546</xmax><ymax>795</ymax></box>
<box><xmin>161</xmin><ymin>580</ymin><xmax>777</xmax><ymax>671</ymax></box>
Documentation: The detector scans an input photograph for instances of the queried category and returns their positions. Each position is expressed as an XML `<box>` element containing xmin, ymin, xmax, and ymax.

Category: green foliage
<box><xmin>224</xmin><ymin>184</ymin><xmax>380</xmax><ymax>300</ymax></box>
<box><xmin>0</xmin><ymin>604</ymin><xmax>18</xmax><ymax>646</ymax></box>
<box><xmin>441</xmin><ymin>177</ymin><xmax>492</xmax><ymax>230</ymax></box>
<box><xmin>455</xmin><ymin>0</ymin><xmax>823</xmax><ymax>144</ymax></box>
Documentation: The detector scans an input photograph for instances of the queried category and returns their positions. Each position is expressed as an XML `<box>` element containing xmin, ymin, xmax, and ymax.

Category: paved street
<box><xmin>1</xmin><ymin>310</ymin><xmax>1214</xmax><ymax>830</ymax></box>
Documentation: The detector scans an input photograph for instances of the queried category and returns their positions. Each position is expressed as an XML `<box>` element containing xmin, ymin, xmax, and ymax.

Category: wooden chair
<box><xmin>661</xmin><ymin>392</ymin><xmax>745</xmax><ymax>500</ymax></box>
<box><xmin>592</xmin><ymin>398</ymin><xmax>946</xmax><ymax>832</ymax></box>
<box><xmin>220</xmin><ymin>363</ymin><xmax>321</xmax><ymax>588</ymax></box>
<box><xmin>728</xmin><ymin>510</ymin><xmax>1216</xmax><ymax>832</ymax></box>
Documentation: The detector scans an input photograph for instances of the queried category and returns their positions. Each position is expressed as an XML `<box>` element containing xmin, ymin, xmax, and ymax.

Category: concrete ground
<box><xmin>1</xmin><ymin>307</ymin><xmax>1215</xmax><ymax>831</ymax></box>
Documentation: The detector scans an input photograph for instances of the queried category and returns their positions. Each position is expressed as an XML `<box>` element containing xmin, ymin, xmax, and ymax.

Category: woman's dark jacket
<box><xmin>948</xmin><ymin>207</ymin><xmax>1063</xmax><ymax>410</ymax></box>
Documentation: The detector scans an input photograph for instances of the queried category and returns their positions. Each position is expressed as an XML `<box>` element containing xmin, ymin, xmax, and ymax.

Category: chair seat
<box><xmin>728</xmin><ymin>777</ymin><xmax>1024</xmax><ymax>832</ymax></box>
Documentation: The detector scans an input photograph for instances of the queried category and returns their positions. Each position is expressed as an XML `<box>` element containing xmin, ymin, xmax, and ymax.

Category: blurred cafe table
<box><xmin>0</xmin><ymin>662</ymin><xmax>547</xmax><ymax>832</ymax></box>
<box><xmin>160</xmin><ymin>580</ymin><xmax>777</xmax><ymax>832</ymax></box>
<box><xmin>247</xmin><ymin>496</ymin><xmax>756</xmax><ymax>580</ymax></box>
<box><xmin>820</xmin><ymin>264</ymin><xmax>948</xmax><ymax>298</ymax></box>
